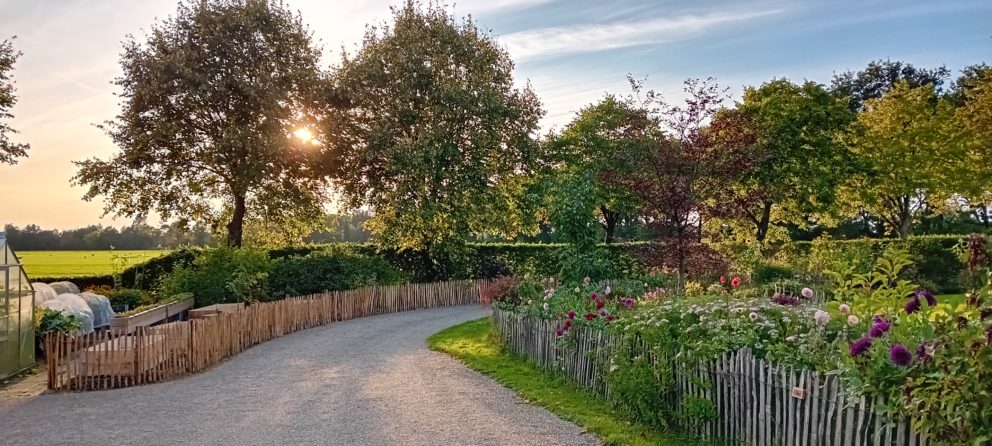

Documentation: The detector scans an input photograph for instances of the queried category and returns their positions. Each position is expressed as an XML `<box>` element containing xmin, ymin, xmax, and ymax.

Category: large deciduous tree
<box><xmin>326</xmin><ymin>1</ymin><xmax>544</xmax><ymax>270</ymax></box>
<box><xmin>717</xmin><ymin>79</ymin><xmax>854</xmax><ymax>244</ymax></box>
<box><xmin>838</xmin><ymin>82</ymin><xmax>962</xmax><ymax>239</ymax></box>
<box><xmin>955</xmin><ymin>66</ymin><xmax>992</xmax><ymax>223</ymax></box>
<box><xmin>831</xmin><ymin>59</ymin><xmax>950</xmax><ymax>111</ymax></box>
<box><xmin>0</xmin><ymin>37</ymin><xmax>29</xmax><ymax>165</ymax></box>
<box><xmin>548</xmin><ymin>96</ymin><xmax>652</xmax><ymax>243</ymax></box>
<box><xmin>74</xmin><ymin>0</ymin><xmax>331</xmax><ymax>248</ymax></box>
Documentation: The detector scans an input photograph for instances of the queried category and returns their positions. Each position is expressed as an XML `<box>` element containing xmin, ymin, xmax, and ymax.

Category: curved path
<box><xmin>0</xmin><ymin>306</ymin><xmax>598</xmax><ymax>446</ymax></box>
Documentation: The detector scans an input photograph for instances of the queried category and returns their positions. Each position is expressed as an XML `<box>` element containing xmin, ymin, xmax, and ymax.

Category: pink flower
<box><xmin>583</xmin><ymin>276</ymin><xmax>591</xmax><ymax>285</ymax></box>
<box><xmin>731</xmin><ymin>277</ymin><xmax>742</xmax><ymax>287</ymax></box>
<box><xmin>814</xmin><ymin>310</ymin><xmax>830</xmax><ymax>326</ymax></box>
<box><xmin>801</xmin><ymin>288</ymin><xmax>814</xmax><ymax>299</ymax></box>
<box><xmin>847</xmin><ymin>315</ymin><xmax>860</xmax><ymax>326</ymax></box>
<box><xmin>839</xmin><ymin>304</ymin><xmax>850</xmax><ymax>315</ymax></box>
<box><xmin>567</xmin><ymin>310</ymin><xmax>576</xmax><ymax>320</ymax></box>
<box><xmin>584</xmin><ymin>312</ymin><xmax>597</xmax><ymax>321</ymax></box>
<box><xmin>720</xmin><ymin>276</ymin><xmax>727</xmax><ymax>284</ymax></box>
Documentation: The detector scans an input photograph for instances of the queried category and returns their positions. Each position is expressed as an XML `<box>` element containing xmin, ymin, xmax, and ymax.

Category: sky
<box><xmin>0</xmin><ymin>0</ymin><xmax>989</xmax><ymax>230</ymax></box>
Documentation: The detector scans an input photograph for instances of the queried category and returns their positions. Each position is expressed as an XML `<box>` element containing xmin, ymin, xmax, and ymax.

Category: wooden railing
<box><xmin>45</xmin><ymin>280</ymin><xmax>486</xmax><ymax>391</ymax></box>
<box><xmin>492</xmin><ymin>309</ymin><xmax>929</xmax><ymax>446</ymax></box>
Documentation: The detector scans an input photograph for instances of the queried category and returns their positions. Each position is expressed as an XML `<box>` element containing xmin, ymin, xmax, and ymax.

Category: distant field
<box><xmin>16</xmin><ymin>250</ymin><xmax>171</xmax><ymax>278</ymax></box>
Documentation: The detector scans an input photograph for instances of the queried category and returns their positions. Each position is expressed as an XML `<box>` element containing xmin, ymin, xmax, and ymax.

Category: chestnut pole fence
<box><xmin>492</xmin><ymin>309</ymin><xmax>929</xmax><ymax>446</ymax></box>
<box><xmin>45</xmin><ymin>280</ymin><xmax>486</xmax><ymax>391</ymax></box>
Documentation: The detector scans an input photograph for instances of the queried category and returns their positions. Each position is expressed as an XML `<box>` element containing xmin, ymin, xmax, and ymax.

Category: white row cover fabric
<box><xmin>78</xmin><ymin>292</ymin><xmax>115</xmax><ymax>328</ymax></box>
<box><xmin>41</xmin><ymin>294</ymin><xmax>95</xmax><ymax>335</ymax></box>
<box><xmin>48</xmin><ymin>281</ymin><xmax>80</xmax><ymax>295</ymax></box>
<box><xmin>31</xmin><ymin>282</ymin><xmax>59</xmax><ymax>306</ymax></box>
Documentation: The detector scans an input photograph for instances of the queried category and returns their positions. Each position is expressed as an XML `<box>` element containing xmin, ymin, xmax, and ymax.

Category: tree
<box><xmin>838</xmin><ymin>82</ymin><xmax>963</xmax><ymax>239</ymax></box>
<box><xmin>717</xmin><ymin>79</ymin><xmax>854</xmax><ymax>244</ymax></box>
<box><xmin>831</xmin><ymin>59</ymin><xmax>950</xmax><ymax>111</ymax></box>
<box><xmin>73</xmin><ymin>0</ymin><xmax>331</xmax><ymax>248</ymax></box>
<box><xmin>606</xmin><ymin>78</ymin><xmax>748</xmax><ymax>290</ymax></box>
<box><xmin>326</xmin><ymin>1</ymin><xmax>544</xmax><ymax>271</ymax></box>
<box><xmin>0</xmin><ymin>37</ymin><xmax>29</xmax><ymax>165</ymax></box>
<box><xmin>947</xmin><ymin>63</ymin><xmax>991</xmax><ymax>106</ymax></box>
<box><xmin>547</xmin><ymin>96</ymin><xmax>652</xmax><ymax>243</ymax></box>
<box><xmin>955</xmin><ymin>66</ymin><xmax>992</xmax><ymax>223</ymax></box>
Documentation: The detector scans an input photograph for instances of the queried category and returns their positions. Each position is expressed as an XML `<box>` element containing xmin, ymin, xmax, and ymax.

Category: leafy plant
<box><xmin>34</xmin><ymin>308</ymin><xmax>81</xmax><ymax>337</ymax></box>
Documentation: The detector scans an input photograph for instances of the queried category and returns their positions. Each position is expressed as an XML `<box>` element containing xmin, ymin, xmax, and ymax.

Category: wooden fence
<box><xmin>45</xmin><ymin>280</ymin><xmax>486</xmax><ymax>391</ymax></box>
<box><xmin>492</xmin><ymin>309</ymin><xmax>929</xmax><ymax>446</ymax></box>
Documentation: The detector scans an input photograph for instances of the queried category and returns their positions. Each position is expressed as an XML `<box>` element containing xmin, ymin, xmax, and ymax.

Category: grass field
<box><xmin>16</xmin><ymin>250</ymin><xmax>171</xmax><ymax>278</ymax></box>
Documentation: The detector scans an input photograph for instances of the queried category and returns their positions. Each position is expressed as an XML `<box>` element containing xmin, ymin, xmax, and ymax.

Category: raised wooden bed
<box><xmin>76</xmin><ymin>334</ymin><xmax>166</xmax><ymax>377</ymax></box>
<box><xmin>109</xmin><ymin>294</ymin><xmax>194</xmax><ymax>334</ymax></box>
<box><xmin>189</xmin><ymin>302</ymin><xmax>245</xmax><ymax>319</ymax></box>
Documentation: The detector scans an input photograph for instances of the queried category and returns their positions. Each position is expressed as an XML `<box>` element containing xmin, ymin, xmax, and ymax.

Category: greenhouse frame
<box><xmin>0</xmin><ymin>232</ymin><xmax>35</xmax><ymax>379</ymax></box>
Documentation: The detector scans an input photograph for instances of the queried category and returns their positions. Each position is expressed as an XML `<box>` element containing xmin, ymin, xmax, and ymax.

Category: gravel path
<box><xmin>0</xmin><ymin>306</ymin><xmax>598</xmax><ymax>446</ymax></box>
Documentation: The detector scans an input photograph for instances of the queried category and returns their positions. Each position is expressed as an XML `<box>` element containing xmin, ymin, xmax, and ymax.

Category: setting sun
<box><xmin>292</xmin><ymin>128</ymin><xmax>314</xmax><ymax>143</ymax></box>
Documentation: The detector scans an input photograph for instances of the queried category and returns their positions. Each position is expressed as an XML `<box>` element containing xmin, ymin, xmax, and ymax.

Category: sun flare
<box><xmin>293</xmin><ymin>128</ymin><xmax>314</xmax><ymax>143</ymax></box>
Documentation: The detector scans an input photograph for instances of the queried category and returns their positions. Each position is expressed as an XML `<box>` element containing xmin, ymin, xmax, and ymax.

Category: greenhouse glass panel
<box><xmin>0</xmin><ymin>232</ymin><xmax>35</xmax><ymax>379</ymax></box>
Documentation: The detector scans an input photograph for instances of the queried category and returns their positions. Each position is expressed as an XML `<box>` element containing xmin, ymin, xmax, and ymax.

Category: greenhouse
<box><xmin>0</xmin><ymin>232</ymin><xmax>34</xmax><ymax>379</ymax></box>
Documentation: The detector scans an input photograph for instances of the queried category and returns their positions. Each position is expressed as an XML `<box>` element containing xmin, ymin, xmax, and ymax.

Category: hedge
<box><xmin>32</xmin><ymin>275</ymin><xmax>114</xmax><ymax>290</ymax></box>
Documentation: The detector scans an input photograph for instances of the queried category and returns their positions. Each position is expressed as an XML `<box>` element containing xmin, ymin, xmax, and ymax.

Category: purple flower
<box><xmin>915</xmin><ymin>289</ymin><xmax>937</xmax><ymax>307</ymax></box>
<box><xmin>590</xmin><ymin>292</ymin><xmax>599</xmax><ymax>300</ymax></box>
<box><xmin>868</xmin><ymin>318</ymin><xmax>891</xmax><ymax>338</ymax></box>
<box><xmin>849</xmin><ymin>337</ymin><xmax>872</xmax><ymax>357</ymax></box>
<box><xmin>567</xmin><ymin>310</ymin><xmax>576</xmax><ymax>320</ymax></box>
<box><xmin>584</xmin><ymin>312</ymin><xmax>597</xmax><ymax>321</ymax></box>
<box><xmin>905</xmin><ymin>297</ymin><xmax>921</xmax><ymax>314</ymax></box>
<box><xmin>555</xmin><ymin>328</ymin><xmax>564</xmax><ymax>337</ymax></box>
<box><xmin>622</xmin><ymin>298</ymin><xmax>635</xmax><ymax>308</ymax></box>
<box><xmin>889</xmin><ymin>344</ymin><xmax>912</xmax><ymax>366</ymax></box>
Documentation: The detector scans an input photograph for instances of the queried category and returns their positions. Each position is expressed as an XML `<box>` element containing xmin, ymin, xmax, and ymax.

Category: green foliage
<box><xmin>267</xmin><ymin>250</ymin><xmax>405</xmax><ymax>297</ymax></box>
<box><xmin>34</xmin><ymin>308</ymin><xmax>81</xmax><ymax>337</ymax></box>
<box><xmin>547</xmin><ymin>95</ymin><xmax>652</xmax><ymax>243</ymax></box>
<box><xmin>327</xmin><ymin>1</ymin><xmax>544</xmax><ymax>252</ymax></box>
<box><xmin>839</xmin><ymin>272</ymin><xmax>992</xmax><ymax>443</ymax></box>
<box><xmin>752</xmin><ymin>262</ymin><xmax>795</xmax><ymax>285</ymax></box>
<box><xmin>160</xmin><ymin>247</ymin><xmax>271</xmax><ymax>306</ymax></box>
<box><xmin>778</xmin><ymin>235</ymin><xmax>965</xmax><ymax>293</ymax></box>
<box><xmin>726</xmin><ymin>79</ymin><xmax>854</xmax><ymax>242</ymax></box>
<box><xmin>827</xmin><ymin>246</ymin><xmax>918</xmax><ymax>315</ymax></box>
<box><xmin>0</xmin><ymin>37</ymin><xmax>29</xmax><ymax>165</ymax></box>
<box><xmin>837</xmin><ymin>82</ymin><xmax>963</xmax><ymax>238</ymax></box>
<box><xmin>119</xmin><ymin>248</ymin><xmax>202</xmax><ymax>290</ymax></box>
<box><xmin>73</xmin><ymin>0</ymin><xmax>331</xmax><ymax>247</ymax></box>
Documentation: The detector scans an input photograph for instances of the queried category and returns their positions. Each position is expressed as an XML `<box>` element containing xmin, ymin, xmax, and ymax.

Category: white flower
<box><xmin>605</xmin><ymin>286</ymin><xmax>612</xmax><ymax>295</ymax></box>
<box><xmin>749</xmin><ymin>312</ymin><xmax>759</xmax><ymax>322</ymax></box>
<box><xmin>814</xmin><ymin>309</ymin><xmax>830</xmax><ymax>326</ymax></box>
<box><xmin>801</xmin><ymin>287</ymin><xmax>814</xmax><ymax>299</ymax></box>
<box><xmin>839</xmin><ymin>304</ymin><xmax>851</xmax><ymax>315</ymax></box>
<box><xmin>574</xmin><ymin>287</ymin><xmax>581</xmax><ymax>293</ymax></box>
<box><xmin>527</xmin><ymin>300</ymin><xmax>533</xmax><ymax>305</ymax></box>
<box><xmin>847</xmin><ymin>315</ymin><xmax>860</xmax><ymax>326</ymax></box>
<box><xmin>543</xmin><ymin>303</ymin><xmax>550</xmax><ymax>311</ymax></box>
<box><xmin>786</xmin><ymin>336</ymin><xmax>797</xmax><ymax>342</ymax></box>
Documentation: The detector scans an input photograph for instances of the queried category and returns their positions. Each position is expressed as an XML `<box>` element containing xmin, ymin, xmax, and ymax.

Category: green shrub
<box><xmin>33</xmin><ymin>275</ymin><xmax>114</xmax><ymax>289</ymax></box>
<box><xmin>777</xmin><ymin>235</ymin><xmax>965</xmax><ymax>293</ymax></box>
<box><xmin>119</xmin><ymin>248</ymin><xmax>202</xmax><ymax>290</ymax></box>
<box><xmin>34</xmin><ymin>308</ymin><xmax>81</xmax><ymax>337</ymax></box>
<box><xmin>752</xmin><ymin>262</ymin><xmax>796</xmax><ymax>285</ymax></box>
<box><xmin>159</xmin><ymin>248</ymin><xmax>271</xmax><ymax>306</ymax></box>
<box><xmin>267</xmin><ymin>250</ymin><xmax>405</xmax><ymax>297</ymax></box>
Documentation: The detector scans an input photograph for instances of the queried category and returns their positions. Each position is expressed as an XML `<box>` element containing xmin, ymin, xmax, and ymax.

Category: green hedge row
<box><xmin>35</xmin><ymin>236</ymin><xmax>970</xmax><ymax>298</ymax></box>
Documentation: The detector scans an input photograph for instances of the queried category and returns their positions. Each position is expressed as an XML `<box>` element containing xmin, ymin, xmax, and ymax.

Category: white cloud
<box><xmin>501</xmin><ymin>8</ymin><xmax>785</xmax><ymax>60</ymax></box>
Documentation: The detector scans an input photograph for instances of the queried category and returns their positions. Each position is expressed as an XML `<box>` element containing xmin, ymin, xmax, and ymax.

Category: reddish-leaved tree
<box><xmin>605</xmin><ymin>77</ymin><xmax>758</xmax><ymax>290</ymax></box>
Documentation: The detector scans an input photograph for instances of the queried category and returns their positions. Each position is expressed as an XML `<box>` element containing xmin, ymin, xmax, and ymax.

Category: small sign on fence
<box><xmin>790</xmin><ymin>386</ymin><xmax>806</xmax><ymax>400</ymax></box>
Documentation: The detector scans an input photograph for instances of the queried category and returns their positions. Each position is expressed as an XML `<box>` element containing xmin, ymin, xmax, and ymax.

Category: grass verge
<box><xmin>428</xmin><ymin>317</ymin><xmax>691</xmax><ymax>446</ymax></box>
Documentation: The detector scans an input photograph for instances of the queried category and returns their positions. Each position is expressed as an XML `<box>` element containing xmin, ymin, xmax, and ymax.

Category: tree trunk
<box><xmin>601</xmin><ymin>206</ymin><xmax>618</xmax><ymax>244</ymax></box>
<box><xmin>226</xmin><ymin>194</ymin><xmax>246</xmax><ymax>248</ymax></box>
<box><xmin>897</xmin><ymin>195</ymin><xmax>912</xmax><ymax>240</ymax></box>
<box><xmin>755</xmin><ymin>201</ymin><xmax>773</xmax><ymax>245</ymax></box>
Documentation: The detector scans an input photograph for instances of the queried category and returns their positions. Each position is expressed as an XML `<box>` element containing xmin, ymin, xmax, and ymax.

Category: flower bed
<box><xmin>488</xmin><ymin>246</ymin><xmax>992</xmax><ymax>443</ymax></box>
